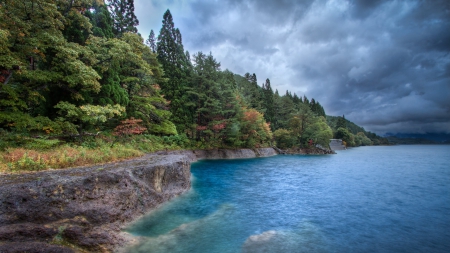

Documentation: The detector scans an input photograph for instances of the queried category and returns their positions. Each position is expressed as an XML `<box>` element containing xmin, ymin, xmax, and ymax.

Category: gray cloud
<box><xmin>135</xmin><ymin>0</ymin><xmax>450</xmax><ymax>135</ymax></box>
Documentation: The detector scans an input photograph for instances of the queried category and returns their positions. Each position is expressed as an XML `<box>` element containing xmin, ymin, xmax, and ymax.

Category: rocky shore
<box><xmin>274</xmin><ymin>146</ymin><xmax>336</xmax><ymax>155</ymax></box>
<box><xmin>287</xmin><ymin>147</ymin><xmax>336</xmax><ymax>155</ymax></box>
<box><xmin>0</xmin><ymin>148</ymin><xmax>277</xmax><ymax>253</ymax></box>
<box><xmin>155</xmin><ymin>147</ymin><xmax>278</xmax><ymax>162</ymax></box>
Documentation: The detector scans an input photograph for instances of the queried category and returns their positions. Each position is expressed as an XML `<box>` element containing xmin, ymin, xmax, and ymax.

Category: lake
<box><xmin>125</xmin><ymin>145</ymin><xmax>450</xmax><ymax>253</ymax></box>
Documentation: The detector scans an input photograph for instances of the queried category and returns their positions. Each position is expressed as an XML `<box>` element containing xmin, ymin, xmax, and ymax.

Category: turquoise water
<box><xmin>125</xmin><ymin>145</ymin><xmax>450</xmax><ymax>253</ymax></box>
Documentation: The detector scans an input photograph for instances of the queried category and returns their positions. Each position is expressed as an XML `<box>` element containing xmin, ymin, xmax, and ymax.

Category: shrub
<box><xmin>273</xmin><ymin>129</ymin><xmax>295</xmax><ymax>149</ymax></box>
<box><xmin>23</xmin><ymin>138</ymin><xmax>61</xmax><ymax>150</ymax></box>
<box><xmin>5</xmin><ymin>149</ymin><xmax>47</xmax><ymax>171</ymax></box>
<box><xmin>113</xmin><ymin>118</ymin><xmax>147</xmax><ymax>137</ymax></box>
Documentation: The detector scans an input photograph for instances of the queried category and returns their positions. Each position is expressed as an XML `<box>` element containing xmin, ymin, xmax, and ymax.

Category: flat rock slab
<box><xmin>0</xmin><ymin>154</ymin><xmax>191</xmax><ymax>252</ymax></box>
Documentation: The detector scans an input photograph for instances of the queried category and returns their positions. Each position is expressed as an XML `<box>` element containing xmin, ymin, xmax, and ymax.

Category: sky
<box><xmin>134</xmin><ymin>0</ymin><xmax>450</xmax><ymax>135</ymax></box>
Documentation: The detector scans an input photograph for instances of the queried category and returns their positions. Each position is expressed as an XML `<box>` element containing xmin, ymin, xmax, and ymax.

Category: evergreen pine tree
<box><xmin>276</xmin><ymin>92</ymin><xmax>296</xmax><ymax>129</ymax></box>
<box><xmin>189</xmin><ymin>52</ymin><xmax>240</xmax><ymax>143</ymax></box>
<box><xmin>315</xmin><ymin>101</ymin><xmax>326</xmax><ymax>117</ymax></box>
<box><xmin>62</xmin><ymin>1</ymin><xmax>93</xmax><ymax>45</ymax></box>
<box><xmin>310</xmin><ymin>98</ymin><xmax>316</xmax><ymax>107</ymax></box>
<box><xmin>250</xmin><ymin>73</ymin><xmax>263</xmax><ymax>110</ymax></box>
<box><xmin>293</xmin><ymin>93</ymin><xmax>302</xmax><ymax>104</ymax></box>
<box><xmin>272</xmin><ymin>90</ymin><xmax>282</xmax><ymax>129</ymax></box>
<box><xmin>146</xmin><ymin>29</ymin><xmax>156</xmax><ymax>52</ymax></box>
<box><xmin>156</xmin><ymin>9</ymin><xmax>194</xmax><ymax>132</ymax></box>
<box><xmin>262</xmin><ymin>78</ymin><xmax>274</xmax><ymax>128</ymax></box>
<box><xmin>108</xmin><ymin>0</ymin><xmax>139</xmax><ymax>36</ymax></box>
<box><xmin>303</xmin><ymin>95</ymin><xmax>309</xmax><ymax>105</ymax></box>
<box><xmin>251</xmin><ymin>73</ymin><xmax>257</xmax><ymax>84</ymax></box>
<box><xmin>119</xmin><ymin>32</ymin><xmax>176</xmax><ymax>135</ymax></box>
<box><xmin>309</xmin><ymin>98</ymin><xmax>318</xmax><ymax>114</ymax></box>
<box><xmin>86</xmin><ymin>1</ymin><xmax>114</xmax><ymax>39</ymax></box>
<box><xmin>336</xmin><ymin>115</ymin><xmax>347</xmax><ymax>129</ymax></box>
<box><xmin>235</xmin><ymin>73</ymin><xmax>256</xmax><ymax>108</ymax></box>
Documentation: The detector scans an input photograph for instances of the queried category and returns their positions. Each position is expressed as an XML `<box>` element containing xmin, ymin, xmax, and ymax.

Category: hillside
<box><xmin>327</xmin><ymin>116</ymin><xmax>389</xmax><ymax>146</ymax></box>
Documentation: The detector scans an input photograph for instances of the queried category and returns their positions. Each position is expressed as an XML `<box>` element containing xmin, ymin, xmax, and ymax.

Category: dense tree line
<box><xmin>0</xmin><ymin>1</ymin><xmax>386</xmax><ymax>151</ymax></box>
<box><xmin>0</xmin><ymin>0</ymin><xmax>175</xmax><ymax>139</ymax></box>
<box><xmin>327</xmin><ymin>115</ymin><xmax>389</xmax><ymax>146</ymax></box>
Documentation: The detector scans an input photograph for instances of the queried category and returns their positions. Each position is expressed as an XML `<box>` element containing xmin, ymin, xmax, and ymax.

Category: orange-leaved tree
<box><xmin>240</xmin><ymin>107</ymin><xmax>272</xmax><ymax>148</ymax></box>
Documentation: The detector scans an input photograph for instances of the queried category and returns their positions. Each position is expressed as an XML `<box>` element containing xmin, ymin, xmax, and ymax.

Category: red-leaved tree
<box><xmin>113</xmin><ymin>118</ymin><xmax>147</xmax><ymax>137</ymax></box>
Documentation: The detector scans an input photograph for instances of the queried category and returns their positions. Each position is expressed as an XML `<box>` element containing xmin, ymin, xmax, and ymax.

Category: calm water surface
<box><xmin>125</xmin><ymin>145</ymin><xmax>450</xmax><ymax>253</ymax></box>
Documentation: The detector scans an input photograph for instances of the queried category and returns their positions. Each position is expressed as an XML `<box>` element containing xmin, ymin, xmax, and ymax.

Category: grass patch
<box><xmin>1</xmin><ymin>144</ymin><xmax>144</xmax><ymax>173</ymax></box>
<box><xmin>0</xmin><ymin>132</ymin><xmax>254</xmax><ymax>174</ymax></box>
<box><xmin>0</xmin><ymin>133</ymin><xmax>193</xmax><ymax>174</ymax></box>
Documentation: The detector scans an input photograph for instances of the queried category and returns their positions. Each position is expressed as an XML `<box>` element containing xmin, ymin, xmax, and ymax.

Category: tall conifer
<box><xmin>86</xmin><ymin>1</ymin><xmax>114</xmax><ymax>39</ymax></box>
<box><xmin>146</xmin><ymin>29</ymin><xmax>156</xmax><ymax>52</ymax></box>
<box><xmin>336</xmin><ymin>115</ymin><xmax>347</xmax><ymax>129</ymax></box>
<box><xmin>108</xmin><ymin>0</ymin><xmax>139</xmax><ymax>36</ymax></box>
<box><xmin>262</xmin><ymin>78</ymin><xmax>274</xmax><ymax>128</ymax></box>
<box><xmin>156</xmin><ymin>9</ymin><xmax>193</xmax><ymax>132</ymax></box>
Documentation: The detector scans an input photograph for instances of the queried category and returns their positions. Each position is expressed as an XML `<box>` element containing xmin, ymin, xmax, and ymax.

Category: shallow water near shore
<box><xmin>125</xmin><ymin>145</ymin><xmax>450</xmax><ymax>253</ymax></box>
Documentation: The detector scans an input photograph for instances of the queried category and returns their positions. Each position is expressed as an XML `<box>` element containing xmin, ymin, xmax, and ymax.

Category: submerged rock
<box><xmin>123</xmin><ymin>204</ymin><xmax>236</xmax><ymax>253</ymax></box>
<box><xmin>242</xmin><ymin>224</ymin><xmax>329</xmax><ymax>253</ymax></box>
<box><xmin>242</xmin><ymin>230</ymin><xmax>289</xmax><ymax>253</ymax></box>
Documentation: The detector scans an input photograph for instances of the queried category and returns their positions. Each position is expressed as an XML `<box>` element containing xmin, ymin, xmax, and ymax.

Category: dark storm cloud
<box><xmin>135</xmin><ymin>0</ymin><xmax>450</xmax><ymax>135</ymax></box>
<box><xmin>349</xmin><ymin>0</ymin><xmax>385</xmax><ymax>19</ymax></box>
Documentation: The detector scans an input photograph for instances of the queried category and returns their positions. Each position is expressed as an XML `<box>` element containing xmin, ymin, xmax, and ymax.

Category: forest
<box><xmin>0</xmin><ymin>0</ymin><xmax>388</xmax><ymax>172</ymax></box>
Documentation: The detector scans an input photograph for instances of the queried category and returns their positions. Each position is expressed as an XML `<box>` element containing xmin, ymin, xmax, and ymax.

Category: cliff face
<box><xmin>0</xmin><ymin>148</ymin><xmax>278</xmax><ymax>252</ymax></box>
<box><xmin>0</xmin><ymin>154</ymin><xmax>191</xmax><ymax>253</ymax></box>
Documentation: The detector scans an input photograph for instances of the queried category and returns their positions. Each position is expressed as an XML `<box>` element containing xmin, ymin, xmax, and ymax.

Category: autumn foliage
<box><xmin>240</xmin><ymin>108</ymin><xmax>272</xmax><ymax>147</ymax></box>
<box><xmin>212</xmin><ymin>122</ymin><xmax>226</xmax><ymax>131</ymax></box>
<box><xmin>196</xmin><ymin>125</ymin><xmax>208</xmax><ymax>131</ymax></box>
<box><xmin>113</xmin><ymin>118</ymin><xmax>147</xmax><ymax>136</ymax></box>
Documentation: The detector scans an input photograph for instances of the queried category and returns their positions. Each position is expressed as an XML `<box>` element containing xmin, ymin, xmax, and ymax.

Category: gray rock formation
<box><xmin>276</xmin><ymin>147</ymin><xmax>336</xmax><ymax>155</ymax></box>
<box><xmin>329</xmin><ymin>139</ymin><xmax>346</xmax><ymax>151</ymax></box>
<box><xmin>0</xmin><ymin>154</ymin><xmax>190</xmax><ymax>252</ymax></box>
<box><xmin>156</xmin><ymin>148</ymin><xmax>278</xmax><ymax>162</ymax></box>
